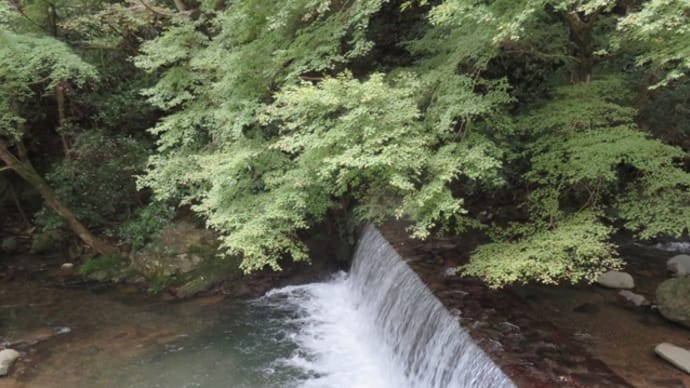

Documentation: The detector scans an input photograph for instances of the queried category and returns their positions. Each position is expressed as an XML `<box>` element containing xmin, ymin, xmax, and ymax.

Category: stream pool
<box><xmin>1</xmin><ymin>270</ymin><xmax>402</xmax><ymax>388</ymax></box>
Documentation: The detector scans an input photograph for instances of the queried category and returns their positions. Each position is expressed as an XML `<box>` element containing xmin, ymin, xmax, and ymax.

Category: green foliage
<box><xmin>619</xmin><ymin>0</ymin><xmax>690</xmax><ymax>88</ymax></box>
<box><xmin>134</xmin><ymin>0</ymin><xmax>690</xmax><ymax>285</ymax></box>
<box><xmin>460</xmin><ymin>76</ymin><xmax>690</xmax><ymax>287</ymax></box>
<box><xmin>0</xmin><ymin>29</ymin><xmax>98</xmax><ymax>139</ymax></box>
<box><xmin>462</xmin><ymin>212</ymin><xmax>620</xmax><ymax>287</ymax></box>
<box><xmin>79</xmin><ymin>253</ymin><xmax>126</xmax><ymax>276</ymax></box>
<box><xmin>118</xmin><ymin>201</ymin><xmax>175</xmax><ymax>251</ymax></box>
<box><xmin>4</xmin><ymin>0</ymin><xmax>686</xmax><ymax>288</ymax></box>
<box><xmin>36</xmin><ymin>130</ymin><xmax>149</xmax><ymax>231</ymax></box>
<box><xmin>617</xmin><ymin>169</ymin><xmax>690</xmax><ymax>240</ymax></box>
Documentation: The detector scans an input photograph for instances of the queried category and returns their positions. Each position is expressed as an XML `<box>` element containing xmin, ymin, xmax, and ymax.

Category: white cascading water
<box><xmin>653</xmin><ymin>241</ymin><xmax>690</xmax><ymax>253</ymax></box>
<box><xmin>263</xmin><ymin>225</ymin><xmax>514</xmax><ymax>388</ymax></box>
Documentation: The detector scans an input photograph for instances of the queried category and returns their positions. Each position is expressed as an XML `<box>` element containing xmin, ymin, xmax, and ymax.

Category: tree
<box><xmin>424</xmin><ymin>0</ymin><xmax>690</xmax><ymax>286</ymax></box>
<box><xmin>619</xmin><ymin>0</ymin><xmax>690</xmax><ymax>88</ymax></box>
<box><xmin>134</xmin><ymin>0</ymin><xmax>517</xmax><ymax>272</ymax></box>
<box><xmin>134</xmin><ymin>0</ymin><xmax>690</xmax><ymax>283</ymax></box>
<box><xmin>0</xmin><ymin>25</ymin><xmax>116</xmax><ymax>254</ymax></box>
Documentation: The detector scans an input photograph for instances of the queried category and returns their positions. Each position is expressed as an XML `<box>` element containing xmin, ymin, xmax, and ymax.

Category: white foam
<box><xmin>262</xmin><ymin>273</ymin><xmax>407</xmax><ymax>388</ymax></box>
<box><xmin>654</xmin><ymin>242</ymin><xmax>690</xmax><ymax>253</ymax></box>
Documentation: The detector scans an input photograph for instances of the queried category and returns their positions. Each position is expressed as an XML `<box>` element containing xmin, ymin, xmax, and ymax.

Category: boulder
<box><xmin>0</xmin><ymin>348</ymin><xmax>19</xmax><ymax>376</ymax></box>
<box><xmin>656</xmin><ymin>277</ymin><xmax>690</xmax><ymax>328</ymax></box>
<box><xmin>667</xmin><ymin>254</ymin><xmax>690</xmax><ymax>277</ymax></box>
<box><xmin>655</xmin><ymin>343</ymin><xmax>690</xmax><ymax>375</ymax></box>
<box><xmin>617</xmin><ymin>290</ymin><xmax>650</xmax><ymax>307</ymax></box>
<box><xmin>595</xmin><ymin>270</ymin><xmax>634</xmax><ymax>289</ymax></box>
<box><xmin>129</xmin><ymin>221</ymin><xmax>217</xmax><ymax>278</ymax></box>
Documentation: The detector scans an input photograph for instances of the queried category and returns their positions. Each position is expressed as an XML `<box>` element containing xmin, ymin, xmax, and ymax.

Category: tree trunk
<box><xmin>56</xmin><ymin>82</ymin><xmax>70</xmax><ymax>158</ymax></box>
<box><xmin>0</xmin><ymin>143</ymin><xmax>117</xmax><ymax>255</ymax></box>
<box><xmin>563</xmin><ymin>11</ymin><xmax>597</xmax><ymax>83</ymax></box>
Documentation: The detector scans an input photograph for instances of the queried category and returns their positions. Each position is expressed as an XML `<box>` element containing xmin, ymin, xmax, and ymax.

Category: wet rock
<box><xmin>0</xmin><ymin>348</ymin><xmax>20</xmax><ymax>376</ymax></box>
<box><xmin>655</xmin><ymin>343</ymin><xmax>690</xmax><ymax>375</ymax></box>
<box><xmin>656</xmin><ymin>278</ymin><xmax>690</xmax><ymax>328</ymax></box>
<box><xmin>617</xmin><ymin>290</ymin><xmax>650</xmax><ymax>307</ymax></box>
<box><xmin>667</xmin><ymin>255</ymin><xmax>690</xmax><ymax>277</ymax></box>
<box><xmin>595</xmin><ymin>271</ymin><xmax>634</xmax><ymax>289</ymax></box>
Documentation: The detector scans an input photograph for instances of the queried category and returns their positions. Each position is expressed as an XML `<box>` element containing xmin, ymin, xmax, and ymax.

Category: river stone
<box><xmin>667</xmin><ymin>255</ymin><xmax>690</xmax><ymax>277</ymax></box>
<box><xmin>595</xmin><ymin>270</ymin><xmax>635</xmax><ymax>289</ymax></box>
<box><xmin>655</xmin><ymin>343</ymin><xmax>690</xmax><ymax>375</ymax></box>
<box><xmin>61</xmin><ymin>262</ymin><xmax>75</xmax><ymax>270</ymax></box>
<box><xmin>0</xmin><ymin>348</ymin><xmax>19</xmax><ymax>376</ymax></box>
<box><xmin>617</xmin><ymin>290</ymin><xmax>650</xmax><ymax>307</ymax></box>
<box><xmin>656</xmin><ymin>277</ymin><xmax>690</xmax><ymax>328</ymax></box>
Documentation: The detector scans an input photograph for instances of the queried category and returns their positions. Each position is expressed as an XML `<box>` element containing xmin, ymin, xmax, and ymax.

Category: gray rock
<box><xmin>617</xmin><ymin>290</ymin><xmax>650</xmax><ymax>307</ymax></box>
<box><xmin>655</xmin><ymin>343</ymin><xmax>690</xmax><ymax>375</ymax></box>
<box><xmin>657</xmin><ymin>277</ymin><xmax>690</xmax><ymax>328</ymax></box>
<box><xmin>0</xmin><ymin>348</ymin><xmax>20</xmax><ymax>376</ymax></box>
<box><xmin>667</xmin><ymin>254</ymin><xmax>690</xmax><ymax>277</ymax></box>
<box><xmin>595</xmin><ymin>270</ymin><xmax>635</xmax><ymax>289</ymax></box>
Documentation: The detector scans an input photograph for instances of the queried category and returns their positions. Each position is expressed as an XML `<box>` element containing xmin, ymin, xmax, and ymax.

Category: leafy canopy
<box><xmin>136</xmin><ymin>0</ymin><xmax>690</xmax><ymax>287</ymax></box>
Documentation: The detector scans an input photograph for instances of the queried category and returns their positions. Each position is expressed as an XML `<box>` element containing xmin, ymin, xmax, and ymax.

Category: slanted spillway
<box><xmin>348</xmin><ymin>225</ymin><xmax>514</xmax><ymax>387</ymax></box>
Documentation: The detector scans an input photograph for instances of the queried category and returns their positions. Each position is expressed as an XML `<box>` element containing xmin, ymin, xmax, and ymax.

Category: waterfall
<box><xmin>348</xmin><ymin>225</ymin><xmax>514</xmax><ymax>388</ymax></box>
<box><xmin>264</xmin><ymin>225</ymin><xmax>514</xmax><ymax>387</ymax></box>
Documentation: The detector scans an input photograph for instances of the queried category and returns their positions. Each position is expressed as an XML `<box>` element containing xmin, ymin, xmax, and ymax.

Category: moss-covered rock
<box><xmin>123</xmin><ymin>221</ymin><xmax>242</xmax><ymax>296</ymax></box>
<box><xmin>174</xmin><ymin>256</ymin><xmax>243</xmax><ymax>298</ymax></box>
<box><xmin>129</xmin><ymin>221</ymin><xmax>218</xmax><ymax>278</ymax></box>
<box><xmin>30</xmin><ymin>231</ymin><xmax>61</xmax><ymax>254</ymax></box>
<box><xmin>657</xmin><ymin>277</ymin><xmax>690</xmax><ymax>329</ymax></box>
<box><xmin>79</xmin><ymin>254</ymin><xmax>133</xmax><ymax>282</ymax></box>
<box><xmin>1</xmin><ymin>236</ymin><xmax>19</xmax><ymax>253</ymax></box>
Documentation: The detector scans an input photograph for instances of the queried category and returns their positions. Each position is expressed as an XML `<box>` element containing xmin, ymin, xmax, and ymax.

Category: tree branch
<box><xmin>137</xmin><ymin>0</ymin><xmax>176</xmax><ymax>17</ymax></box>
<box><xmin>503</xmin><ymin>46</ymin><xmax>578</xmax><ymax>63</ymax></box>
<box><xmin>7</xmin><ymin>0</ymin><xmax>50</xmax><ymax>34</ymax></box>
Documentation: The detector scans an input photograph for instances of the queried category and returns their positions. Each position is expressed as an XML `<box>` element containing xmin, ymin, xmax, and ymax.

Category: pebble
<box><xmin>0</xmin><ymin>349</ymin><xmax>20</xmax><ymax>376</ymax></box>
